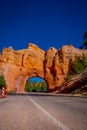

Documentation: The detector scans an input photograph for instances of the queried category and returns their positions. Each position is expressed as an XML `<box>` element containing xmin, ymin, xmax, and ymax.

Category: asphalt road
<box><xmin>0</xmin><ymin>94</ymin><xmax>87</xmax><ymax>130</ymax></box>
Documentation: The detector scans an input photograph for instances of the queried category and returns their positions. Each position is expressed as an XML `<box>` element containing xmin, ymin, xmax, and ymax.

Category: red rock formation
<box><xmin>55</xmin><ymin>70</ymin><xmax>87</xmax><ymax>94</ymax></box>
<box><xmin>0</xmin><ymin>43</ymin><xmax>87</xmax><ymax>92</ymax></box>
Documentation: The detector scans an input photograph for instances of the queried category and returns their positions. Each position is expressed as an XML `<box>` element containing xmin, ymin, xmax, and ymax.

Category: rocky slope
<box><xmin>55</xmin><ymin>70</ymin><xmax>87</xmax><ymax>95</ymax></box>
<box><xmin>0</xmin><ymin>43</ymin><xmax>87</xmax><ymax>93</ymax></box>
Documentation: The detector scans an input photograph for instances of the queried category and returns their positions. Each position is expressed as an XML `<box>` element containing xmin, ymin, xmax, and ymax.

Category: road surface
<box><xmin>0</xmin><ymin>94</ymin><xmax>87</xmax><ymax>130</ymax></box>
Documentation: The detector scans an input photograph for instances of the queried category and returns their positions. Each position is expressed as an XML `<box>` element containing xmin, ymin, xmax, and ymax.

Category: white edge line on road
<box><xmin>28</xmin><ymin>96</ymin><xmax>70</xmax><ymax>130</ymax></box>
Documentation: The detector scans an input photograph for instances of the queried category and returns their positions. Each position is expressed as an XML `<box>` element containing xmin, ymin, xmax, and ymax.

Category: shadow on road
<box><xmin>7</xmin><ymin>92</ymin><xmax>87</xmax><ymax>98</ymax></box>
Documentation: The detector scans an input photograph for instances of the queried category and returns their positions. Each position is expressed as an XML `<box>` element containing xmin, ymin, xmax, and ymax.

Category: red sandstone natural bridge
<box><xmin>0</xmin><ymin>43</ymin><xmax>87</xmax><ymax>93</ymax></box>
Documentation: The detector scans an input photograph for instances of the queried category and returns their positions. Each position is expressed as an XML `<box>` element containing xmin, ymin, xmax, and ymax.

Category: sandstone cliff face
<box><xmin>44</xmin><ymin>47</ymin><xmax>57</xmax><ymax>90</ymax></box>
<box><xmin>0</xmin><ymin>43</ymin><xmax>87</xmax><ymax>92</ymax></box>
<box><xmin>23</xmin><ymin>43</ymin><xmax>45</xmax><ymax>78</ymax></box>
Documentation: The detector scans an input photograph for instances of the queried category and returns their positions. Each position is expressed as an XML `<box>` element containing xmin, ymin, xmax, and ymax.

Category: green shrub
<box><xmin>73</xmin><ymin>55</ymin><xmax>85</xmax><ymax>74</ymax></box>
<box><xmin>66</xmin><ymin>74</ymin><xmax>72</xmax><ymax>81</ymax></box>
<box><xmin>82</xmin><ymin>54</ymin><xmax>87</xmax><ymax>68</ymax></box>
<box><xmin>0</xmin><ymin>75</ymin><xmax>6</xmax><ymax>89</ymax></box>
<box><xmin>25</xmin><ymin>80</ymin><xmax>48</xmax><ymax>92</ymax></box>
<box><xmin>25</xmin><ymin>80</ymin><xmax>32</xmax><ymax>92</ymax></box>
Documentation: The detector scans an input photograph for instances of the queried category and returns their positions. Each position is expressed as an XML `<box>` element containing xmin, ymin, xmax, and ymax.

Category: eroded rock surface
<box><xmin>55</xmin><ymin>70</ymin><xmax>87</xmax><ymax>94</ymax></box>
<box><xmin>0</xmin><ymin>43</ymin><xmax>87</xmax><ymax>92</ymax></box>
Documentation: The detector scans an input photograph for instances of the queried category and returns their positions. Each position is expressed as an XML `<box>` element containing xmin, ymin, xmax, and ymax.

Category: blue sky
<box><xmin>0</xmin><ymin>0</ymin><xmax>87</xmax><ymax>52</ymax></box>
<box><xmin>29</xmin><ymin>77</ymin><xmax>44</xmax><ymax>82</ymax></box>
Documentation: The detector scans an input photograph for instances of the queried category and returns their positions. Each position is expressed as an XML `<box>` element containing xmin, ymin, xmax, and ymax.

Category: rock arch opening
<box><xmin>25</xmin><ymin>77</ymin><xmax>48</xmax><ymax>93</ymax></box>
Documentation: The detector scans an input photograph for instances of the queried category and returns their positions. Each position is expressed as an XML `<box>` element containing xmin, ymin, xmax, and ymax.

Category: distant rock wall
<box><xmin>0</xmin><ymin>43</ymin><xmax>87</xmax><ymax>92</ymax></box>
